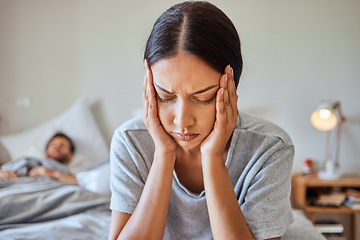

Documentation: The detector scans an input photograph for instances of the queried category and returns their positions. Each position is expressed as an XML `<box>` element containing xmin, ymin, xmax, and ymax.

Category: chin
<box><xmin>173</xmin><ymin>137</ymin><xmax>203</xmax><ymax>151</ymax></box>
<box><xmin>55</xmin><ymin>158</ymin><xmax>67</xmax><ymax>164</ymax></box>
<box><xmin>49</xmin><ymin>155</ymin><xmax>67</xmax><ymax>163</ymax></box>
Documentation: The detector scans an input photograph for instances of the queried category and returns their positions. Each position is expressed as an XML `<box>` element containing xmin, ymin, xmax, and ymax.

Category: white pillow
<box><xmin>0</xmin><ymin>96</ymin><xmax>109</xmax><ymax>173</ymax></box>
<box><xmin>76</xmin><ymin>161</ymin><xmax>111</xmax><ymax>196</ymax></box>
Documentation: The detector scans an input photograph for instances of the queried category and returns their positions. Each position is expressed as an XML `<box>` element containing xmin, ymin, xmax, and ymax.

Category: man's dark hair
<box><xmin>144</xmin><ymin>1</ymin><xmax>243</xmax><ymax>88</ymax></box>
<box><xmin>45</xmin><ymin>132</ymin><xmax>75</xmax><ymax>153</ymax></box>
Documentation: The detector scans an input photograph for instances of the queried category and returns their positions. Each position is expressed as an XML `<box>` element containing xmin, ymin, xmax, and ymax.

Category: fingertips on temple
<box><xmin>217</xmin><ymin>88</ymin><xmax>225</xmax><ymax>114</ymax></box>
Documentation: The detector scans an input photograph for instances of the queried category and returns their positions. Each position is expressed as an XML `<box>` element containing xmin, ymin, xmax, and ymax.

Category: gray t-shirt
<box><xmin>110</xmin><ymin>111</ymin><xmax>294</xmax><ymax>239</ymax></box>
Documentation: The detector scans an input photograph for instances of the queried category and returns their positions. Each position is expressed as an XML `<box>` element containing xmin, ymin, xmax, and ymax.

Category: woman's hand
<box><xmin>200</xmin><ymin>65</ymin><xmax>238</xmax><ymax>159</ymax></box>
<box><xmin>200</xmin><ymin>66</ymin><xmax>252</xmax><ymax>239</ymax></box>
<box><xmin>143</xmin><ymin>60</ymin><xmax>177</xmax><ymax>154</ymax></box>
<box><xmin>113</xmin><ymin>61</ymin><xmax>177</xmax><ymax>240</ymax></box>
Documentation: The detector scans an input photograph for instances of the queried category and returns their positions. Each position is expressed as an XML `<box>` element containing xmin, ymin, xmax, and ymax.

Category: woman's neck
<box><xmin>174</xmin><ymin>146</ymin><xmax>204</xmax><ymax>194</ymax></box>
<box><xmin>175</xmin><ymin>146</ymin><xmax>201</xmax><ymax>164</ymax></box>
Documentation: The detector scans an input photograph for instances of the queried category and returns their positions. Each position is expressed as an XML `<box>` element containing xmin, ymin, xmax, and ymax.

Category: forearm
<box><xmin>27</xmin><ymin>166</ymin><xmax>77</xmax><ymax>185</ymax></box>
<box><xmin>52</xmin><ymin>171</ymin><xmax>78</xmax><ymax>185</ymax></box>
<box><xmin>118</xmin><ymin>151</ymin><xmax>175</xmax><ymax>240</ymax></box>
<box><xmin>202</xmin><ymin>156</ymin><xmax>254</xmax><ymax>240</ymax></box>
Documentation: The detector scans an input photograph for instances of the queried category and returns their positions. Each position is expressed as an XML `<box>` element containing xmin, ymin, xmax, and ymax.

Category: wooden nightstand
<box><xmin>292</xmin><ymin>174</ymin><xmax>360</xmax><ymax>239</ymax></box>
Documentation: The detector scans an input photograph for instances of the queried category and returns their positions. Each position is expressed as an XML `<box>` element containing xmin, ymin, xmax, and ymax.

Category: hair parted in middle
<box><xmin>144</xmin><ymin>1</ymin><xmax>243</xmax><ymax>88</ymax></box>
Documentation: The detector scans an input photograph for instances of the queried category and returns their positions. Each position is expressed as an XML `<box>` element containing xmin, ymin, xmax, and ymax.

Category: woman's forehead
<box><xmin>151</xmin><ymin>53</ymin><xmax>221</xmax><ymax>93</ymax></box>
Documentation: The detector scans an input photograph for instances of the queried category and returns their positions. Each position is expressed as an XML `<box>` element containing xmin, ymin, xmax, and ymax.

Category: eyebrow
<box><xmin>154</xmin><ymin>82</ymin><xmax>219</xmax><ymax>95</ymax></box>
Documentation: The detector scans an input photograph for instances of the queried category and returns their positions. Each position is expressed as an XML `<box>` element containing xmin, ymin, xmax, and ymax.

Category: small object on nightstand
<box><xmin>303</xmin><ymin>158</ymin><xmax>313</xmax><ymax>174</ymax></box>
<box><xmin>344</xmin><ymin>188</ymin><xmax>360</xmax><ymax>209</ymax></box>
<box><xmin>314</xmin><ymin>219</ymin><xmax>344</xmax><ymax>235</ymax></box>
<box><xmin>313</xmin><ymin>192</ymin><xmax>346</xmax><ymax>207</ymax></box>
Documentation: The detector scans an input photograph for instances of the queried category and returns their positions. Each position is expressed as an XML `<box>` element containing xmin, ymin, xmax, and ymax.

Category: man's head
<box><xmin>45</xmin><ymin>133</ymin><xmax>75</xmax><ymax>165</ymax></box>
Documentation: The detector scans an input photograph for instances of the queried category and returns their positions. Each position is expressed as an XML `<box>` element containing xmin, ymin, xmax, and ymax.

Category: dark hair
<box><xmin>144</xmin><ymin>1</ymin><xmax>243</xmax><ymax>88</ymax></box>
<box><xmin>45</xmin><ymin>132</ymin><xmax>75</xmax><ymax>153</ymax></box>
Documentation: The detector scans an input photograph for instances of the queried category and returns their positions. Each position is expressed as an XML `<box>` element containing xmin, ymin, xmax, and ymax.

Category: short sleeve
<box><xmin>109</xmin><ymin>128</ymin><xmax>152</xmax><ymax>214</ymax></box>
<box><xmin>241</xmin><ymin>143</ymin><xmax>295</xmax><ymax>239</ymax></box>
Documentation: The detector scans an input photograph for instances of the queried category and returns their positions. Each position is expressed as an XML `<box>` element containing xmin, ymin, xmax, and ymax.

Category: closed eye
<box><xmin>194</xmin><ymin>95</ymin><xmax>216</xmax><ymax>105</ymax></box>
<box><xmin>157</xmin><ymin>95</ymin><xmax>176</xmax><ymax>103</ymax></box>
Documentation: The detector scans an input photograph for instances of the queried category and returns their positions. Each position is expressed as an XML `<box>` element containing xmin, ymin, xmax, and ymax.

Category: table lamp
<box><xmin>310</xmin><ymin>100</ymin><xmax>345</xmax><ymax>180</ymax></box>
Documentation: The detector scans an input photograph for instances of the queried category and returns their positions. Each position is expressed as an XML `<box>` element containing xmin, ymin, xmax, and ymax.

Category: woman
<box><xmin>109</xmin><ymin>1</ymin><xmax>294</xmax><ymax>239</ymax></box>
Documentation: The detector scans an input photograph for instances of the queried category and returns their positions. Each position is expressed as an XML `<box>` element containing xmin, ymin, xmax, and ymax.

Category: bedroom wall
<box><xmin>0</xmin><ymin>0</ymin><xmax>359</xmax><ymax>174</ymax></box>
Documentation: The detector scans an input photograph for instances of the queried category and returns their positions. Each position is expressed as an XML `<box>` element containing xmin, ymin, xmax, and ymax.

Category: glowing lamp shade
<box><xmin>310</xmin><ymin>100</ymin><xmax>345</xmax><ymax>180</ymax></box>
<box><xmin>310</xmin><ymin>109</ymin><xmax>337</xmax><ymax>131</ymax></box>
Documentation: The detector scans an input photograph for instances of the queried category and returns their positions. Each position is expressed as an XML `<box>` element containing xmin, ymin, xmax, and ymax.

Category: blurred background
<box><xmin>0</xmin><ymin>0</ymin><xmax>359</xmax><ymax>174</ymax></box>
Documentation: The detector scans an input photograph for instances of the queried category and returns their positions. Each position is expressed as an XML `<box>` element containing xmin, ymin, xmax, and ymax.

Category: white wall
<box><xmin>0</xmin><ymin>0</ymin><xmax>359</xmax><ymax>174</ymax></box>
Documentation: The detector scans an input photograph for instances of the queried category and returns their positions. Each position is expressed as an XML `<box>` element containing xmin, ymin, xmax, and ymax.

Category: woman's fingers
<box><xmin>217</xmin><ymin>72</ymin><xmax>230</xmax><ymax>124</ymax></box>
<box><xmin>223</xmin><ymin>65</ymin><xmax>238</xmax><ymax>123</ymax></box>
<box><xmin>143</xmin><ymin>60</ymin><xmax>161</xmax><ymax>130</ymax></box>
<box><xmin>147</xmin><ymin>65</ymin><xmax>157</xmax><ymax>122</ymax></box>
<box><xmin>217</xmin><ymin>65</ymin><xmax>238</xmax><ymax>126</ymax></box>
<box><xmin>143</xmin><ymin>80</ymin><xmax>148</xmax><ymax>119</ymax></box>
<box><xmin>216</xmin><ymin>86</ymin><xmax>225</xmax><ymax>116</ymax></box>
<box><xmin>142</xmin><ymin>60</ymin><xmax>177</xmax><ymax>153</ymax></box>
<box><xmin>143</xmin><ymin>60</ymin><xmax>149</xmax><ymax>119</ymax></box>
<box><xmin>216</xmin><ymin>74</ymin><xmax>226</xmax><ymax>124</ymax></box>
<box><xmin>147</xmin><ymin>77</ymin><xmax>157</xmax><ymax>122</ymax></box>
<box><xmin>224</xmin><ymin>68</ymin><xmax>232</xmax><ymax>122</ymax></box>
<box><xmin>143</xmin><ymin>59</ymin><xmax>157</xmax><ymax>124</ymax></box>
<box><xmin>227</xmin><ymin>66</ymin><xmax>239</xmax><ymax>119</ymax></box>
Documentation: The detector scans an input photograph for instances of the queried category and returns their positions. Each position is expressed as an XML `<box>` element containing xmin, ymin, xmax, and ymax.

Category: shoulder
<box><xmin>113</xmin><ymin>117</ymin><xmax>148</xmax><ymax>141</ymax></box>
<box><xmin>115</xmin><ymin>116</ymin><xmax>147</xmax><ymax>135</ymax></box>
<box><xmin>111</xmin><ymin>117</ymin><xmax>153</xmax><ymax>152</ymax></box>
<box><xmin>235</xmin><ymin>111</ymin><xmax>293</xmax><ymax>148</ymax></box>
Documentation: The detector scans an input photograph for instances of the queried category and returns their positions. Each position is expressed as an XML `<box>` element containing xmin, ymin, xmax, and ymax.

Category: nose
<box><xmin>173</xmin><ymin>99</ymin><xmax>195</xmax><ymax>130</ymax></box>
<box><xmin>53</xmin><ymin>144</ymin><xmax>61</xmax><ymax>150</ymax></box>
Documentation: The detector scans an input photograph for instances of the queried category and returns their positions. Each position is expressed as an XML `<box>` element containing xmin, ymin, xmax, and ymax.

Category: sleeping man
<box><xmin>0</xmin><ymin>133</ymin><xmax>78</xmax><ymax>185</ymax></box>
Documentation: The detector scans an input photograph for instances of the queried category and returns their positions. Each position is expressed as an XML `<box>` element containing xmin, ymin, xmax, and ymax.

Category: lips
<box><xmin>172</xmin><ymin>132</ymin><xmax>199</xmax><ymax>142</ymax></box>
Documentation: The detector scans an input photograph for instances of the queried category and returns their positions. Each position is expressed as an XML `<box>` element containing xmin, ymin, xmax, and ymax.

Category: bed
<box><xmin>0</xmin><ymin>97</ymin><xmax>326</xmax><ymax>240</ymax></box>
<box><xmin>0</xmin><ymin>97</ymin><xmax>112</xmax><ymax>239</ymax></box>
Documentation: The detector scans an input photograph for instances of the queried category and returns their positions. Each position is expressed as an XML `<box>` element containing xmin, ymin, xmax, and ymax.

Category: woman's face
<box><xmin>151</xmin><ymin>52</ymin><xmax>222</xmax><ymax>150</ymax></box>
